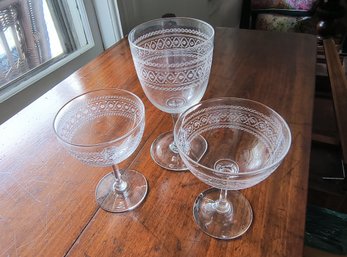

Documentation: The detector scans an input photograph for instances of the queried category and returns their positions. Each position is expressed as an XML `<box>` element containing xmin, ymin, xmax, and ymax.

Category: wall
<box><xmin>117</xmin><ymin>0</ymin><xmax>243</xmax><ymax>34</ymax></box>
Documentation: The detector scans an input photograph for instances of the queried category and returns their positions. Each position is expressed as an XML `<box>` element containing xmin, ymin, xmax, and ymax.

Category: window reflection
<box><xmin>0</xmin><ymin>0</ymin><xmax>88</xmax><ymax>91</ymax></box>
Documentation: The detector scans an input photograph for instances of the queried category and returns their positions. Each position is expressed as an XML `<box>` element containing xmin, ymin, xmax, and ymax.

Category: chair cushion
<box><xmin>252</xmin><ymin>0</ymin><xmax>316</xmax><ymax>11</ymax></box>
<box><xmin>255</xmin><ymin>13</ymin><xmax>314</xmax><ymax>32</ymax></box>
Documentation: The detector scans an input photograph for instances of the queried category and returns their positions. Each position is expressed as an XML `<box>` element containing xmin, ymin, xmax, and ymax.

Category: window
<box><xmin>0</xmin><ymin>0</ymin><xmax>97</xmax><ymax>102</ymax></box>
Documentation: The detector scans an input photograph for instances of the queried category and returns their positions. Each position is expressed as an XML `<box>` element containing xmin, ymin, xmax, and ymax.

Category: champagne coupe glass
<box><xmin>53</xmin><ymin>89</ymin><xmax>147</xmax><ymax>213</ymax></box>
<box><xmin>174</xmin><ymin>97</ymin><xmax>291</xmax><ymax>239</ymax></box>
<box><xmin>128</xmin><ymin>17</ymin><xmax>214</xmax><ymax>171</ymax></box>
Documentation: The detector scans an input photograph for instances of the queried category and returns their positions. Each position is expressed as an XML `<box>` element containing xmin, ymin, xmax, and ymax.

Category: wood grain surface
<box><xmin>323</xmin><ymin>38</ymin><xmax>347</xmax><ymax>163</ymax></box>
<box><xmin>0</xmin><ymin>28</ymin><xmax>316</xmax><ymax>257</ymax></box>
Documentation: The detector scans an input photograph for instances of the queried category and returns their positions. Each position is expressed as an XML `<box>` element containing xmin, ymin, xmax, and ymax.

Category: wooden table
<box><xmin>0</xmin><ymin>28</ymin><xmax>316</xmax><ymax>257</ymax></box>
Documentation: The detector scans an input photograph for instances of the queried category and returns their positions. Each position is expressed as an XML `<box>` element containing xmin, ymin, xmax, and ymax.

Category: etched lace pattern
<box><xmin>130</xmin><ymin>28</ymin><xmax>214</xmax><ymax>92</ymax></box>
<box><xmin>191</xmin><ymin>168</ymin><xmax>275</xmax><ymax>190</ymax></box>
<box><xmin>135</xmin><ymin>54</ymin><xmax>212</xmax><ymax>91</ymax></box>
<box><xmin>134</xmin><ymin>28</ymin><xmax>210</xmax><ymax>45</ymax></box>
<box><xmin>177</xmin><ymin>105</ymin><xmax>287</xmax><ymax>189</ymax></box>
<box><xmin>68</xmin><ymin>125</ymin><xmax>144</xmax><ymax>167</ymax></box>
<box><xmin>180</xmin><ymin>105</ymin><xmax>283</xmax><ymax>152</ymax></box>
<box><xmin>57</xmin><ymin>95</ymin><xmax>144</xmax><ymax>166</ymax></box>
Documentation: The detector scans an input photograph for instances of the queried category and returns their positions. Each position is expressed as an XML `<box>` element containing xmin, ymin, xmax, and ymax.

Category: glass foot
<box><xmin>150</xmin><ymin>131</ymin><xmax>207</xmax><ymax>171</ymax></box>
<box><xmin>193</xmin><ymin>188</ymin><xmax>253</xmax><ymax>240</ymax></box>
<box><xmin>95</xmin><ymin>170</ymin><xmax>148</xmax><ymax>213</ymax></box>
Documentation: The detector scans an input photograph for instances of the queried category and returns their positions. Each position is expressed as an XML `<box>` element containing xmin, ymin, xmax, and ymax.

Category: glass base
<box><xmin>150</xmin><ymin>131</ymin><xmax>207</xmax><ymax>171</ymax></box>
<box><xmin>95</xmin><ymin>170</ymin><xmax>148</xmax><ymax>213</ymax></box>
<box><xmin>193</xmin><ymin>188</ymin><xmax>253</xmax><ymax>240</ymax></box>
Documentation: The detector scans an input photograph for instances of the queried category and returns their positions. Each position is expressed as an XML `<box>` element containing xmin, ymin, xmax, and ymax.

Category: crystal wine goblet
<box><xmin>53</xmin><ymin>88</ymin><xmax>147</xmax><ymax>213</ymax></box>
<box><xmin>174</xmin><ymin>97</ymin><xmax>291</xmax><ymax>239</ymax></box>
<box><xmin>128</xmin><ymin>17</ymin><xmax>214</xmax><ymax>171</ymax></box>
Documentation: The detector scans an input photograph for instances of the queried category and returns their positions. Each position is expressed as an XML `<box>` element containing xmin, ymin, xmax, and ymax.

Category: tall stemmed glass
<box><xmin>174</xmin><ymin>97</ymin><xmax>291</xmax><ymax>239</ymax></box>
<box><xmin>53</xmin><ymin>89</ymin><xmax>147</xmax><ymax>213</ymax></box>
<box><xmin>128</xmin><ymin>17</ymin><xmax>214</xmax><ymax>171</ymax></box>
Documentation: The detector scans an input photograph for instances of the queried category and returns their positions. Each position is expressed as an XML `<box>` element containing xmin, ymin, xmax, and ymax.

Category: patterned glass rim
<box><xmin>128</xmin><ymin>17</ymin><xmax>215</xmax><ymax>53</ymax></box>
<box><xmin>174</xmin><ymin>97</ymin><xmax>292</xmax><ymax>176</ymax></box>
<box><xmin>53</xmin><ymin>88</ymin><xmax>145</xmax><ymax>148</ymax></box>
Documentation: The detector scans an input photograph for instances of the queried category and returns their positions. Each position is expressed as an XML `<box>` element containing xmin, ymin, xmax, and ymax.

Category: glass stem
<box><xmin>112</xmin><ymin>164</ymin><xmax>127</xmax><ymax>192</ymax></box>
<box><xmin>169</xmin><ymin>113</ymin><xmax>179</xmax><ymax>153</ymax></box>
<box><xmin>216</xmin><ymin>189</ymin><xmax>232</xmax><ymax>214</ymax></box>
<box><xmin>171</xmin><ymin>113</ymin><xmax>179</xmax><ymax>126</ymax></box>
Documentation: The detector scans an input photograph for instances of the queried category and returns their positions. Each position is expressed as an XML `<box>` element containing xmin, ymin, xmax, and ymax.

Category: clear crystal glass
<box><xmin>174</xmin><ymin>97</ymin><xmax>292</xmax><ymax>239</ymax></box>
<box><xmin>53</xmin><ymin>89</ymin><xmax>147</xmax><ymax>213</ymax></box>
<box><xmin>128</xmin><ymin>17</ymin><xmax>214</xmax><ymax>171</ymax></box>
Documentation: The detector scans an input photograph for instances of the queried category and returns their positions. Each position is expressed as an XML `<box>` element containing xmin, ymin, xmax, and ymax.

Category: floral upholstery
<box><xmin>252</xmin><ymin>0</ymin><xmax>316</xmax><ymax>11</ymax></box>
<box><xmin>251</xmin><ymin>0</ymin><xmax>318</xmax><ymax>33</ymax></box>
<box><xmin>255</xmin><ymin>13</ymin><xmax>314</xmax><ymax>32</ymax></box>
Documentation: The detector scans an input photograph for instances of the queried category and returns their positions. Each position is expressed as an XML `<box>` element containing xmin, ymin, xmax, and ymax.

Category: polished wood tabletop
<box><xmin>0</xmin><ymin>28</ymin><xmax>317</xmax><ymax>257</ymax></box>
